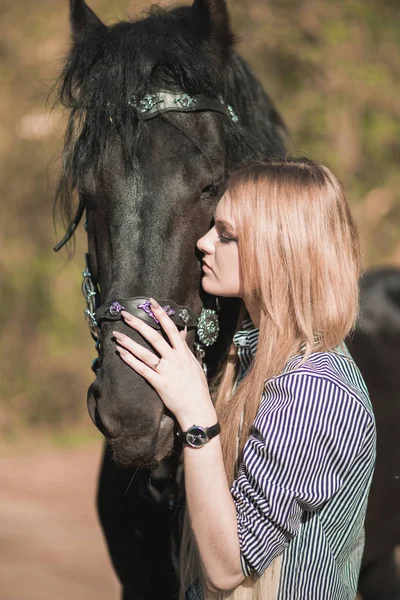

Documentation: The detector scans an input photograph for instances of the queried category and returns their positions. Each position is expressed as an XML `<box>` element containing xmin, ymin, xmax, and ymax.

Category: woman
<box><xmin>113</xmin><ymin>158</ymin><xmax>376</xmax><ymax>600</ymax></box>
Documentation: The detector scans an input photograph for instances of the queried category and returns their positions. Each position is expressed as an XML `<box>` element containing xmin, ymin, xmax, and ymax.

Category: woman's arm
<box><xmin>112</xmin><ymin>301</ymin><xmax>245</xmax><ymax>592</ymax></box>
<box><xmin>179</xmin><ymin>410</ymin><xmax>245</xmax><ymax>592</ymax></box>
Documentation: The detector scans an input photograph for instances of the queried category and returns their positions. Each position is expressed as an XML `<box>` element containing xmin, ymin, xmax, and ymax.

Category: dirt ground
<box><xmin>0</xmin><ymin>444</ymin><xmax>119</xmax><ymax>600</ymax></box>
<box><xmin>1</xmin><ymin>443</ymin><xmax>396</xmax><ymax>600</ymax></box>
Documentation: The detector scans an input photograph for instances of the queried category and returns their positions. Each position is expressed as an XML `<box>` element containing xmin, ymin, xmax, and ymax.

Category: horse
<box><xmin>54</xmin><ymin>1</ymin><xmax>399</xmax><ymax>598</ymax></box>
<box><xmin>346</xmin><ymin>267</ymin><xmax>400</xmax><ymax>600</ymax></box>
<box><xmin>55</xmin><ymin>0</ymin><xmax>286</xmax><ymax>597</ymax></box>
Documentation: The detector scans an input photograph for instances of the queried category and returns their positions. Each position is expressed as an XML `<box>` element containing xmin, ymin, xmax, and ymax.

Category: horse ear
<box><xmin>70</xmin><ymin>0</ymin><xmax>105</xmax><ymax>44</ymax></box>
<box><xmin>190</xmin><ymin>0</ymin><xmax>234</xmax><ymax>51</ymax></box>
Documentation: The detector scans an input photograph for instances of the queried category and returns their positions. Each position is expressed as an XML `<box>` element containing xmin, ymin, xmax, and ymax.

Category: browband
<box><xmin>128</xmin><ymin>91</ymin><xmax>238</xmax><ymax>122</ymax></box>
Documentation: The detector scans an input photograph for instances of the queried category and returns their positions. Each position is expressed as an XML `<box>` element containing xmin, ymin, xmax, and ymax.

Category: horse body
<box><xmin>346</xmin><ymin>268</ymin><xmax>400</xmax><ymax>600</ymax></box>
<box><xmin>55</xmin><ymin>1</ymin><xmax>399</xmax><ymax>598</ymax></box>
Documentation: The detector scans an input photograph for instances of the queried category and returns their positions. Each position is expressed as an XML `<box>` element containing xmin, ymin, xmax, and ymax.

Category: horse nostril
<box><xmin>87</xmin><ymin>384</ymin><xmax>121</xmax><ymax>439</ymax></box>
<box><xmin>87</xmin><ymin>390</ymin><xmax>97</xmax><ymax>425</ymax></box>
<box><xmin>94</xmin><ymin>405</ymin><xmax>111</xmax><ymax>438</ymax></box>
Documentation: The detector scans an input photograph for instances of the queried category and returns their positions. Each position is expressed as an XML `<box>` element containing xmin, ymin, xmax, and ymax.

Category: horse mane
<box><xmin>54</xmin><ymin>4</ymin><xmax>287</xmax><ymax>231</ymax></box>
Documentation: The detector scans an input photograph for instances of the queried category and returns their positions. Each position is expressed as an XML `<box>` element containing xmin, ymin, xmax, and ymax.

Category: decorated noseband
<box><xmin>82</xmin><ymin>255</ymin><xmax>219</xmax><ymax>352</ymax></box>
<box><xmin>93</xmin><ymin>297</ymin><xmax>219</xmax><ymax>348</ymax></box>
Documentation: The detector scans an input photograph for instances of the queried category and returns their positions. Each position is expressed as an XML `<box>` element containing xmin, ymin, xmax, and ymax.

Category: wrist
<box><xmin>177</xmin><ymin>406</ymin><xmax>218</xmax><ymax>432</ymax></box>
<box><xmin>178</xmin><ymin>419</ymin><xmax>221</xmax><ymax>449</ymax></box>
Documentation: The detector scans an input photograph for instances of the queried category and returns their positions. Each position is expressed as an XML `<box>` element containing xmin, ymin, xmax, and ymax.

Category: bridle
<box><xmin>54</xmin><ymin>90</ymin><xmax>239</xmax><ymax>374</ymax></box>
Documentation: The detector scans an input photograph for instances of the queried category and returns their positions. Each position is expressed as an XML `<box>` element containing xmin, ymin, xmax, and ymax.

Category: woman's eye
<box><xmin>219</xmin><ymin>234</ymin><xmax>235</xmax><ymax>244</ymax></box>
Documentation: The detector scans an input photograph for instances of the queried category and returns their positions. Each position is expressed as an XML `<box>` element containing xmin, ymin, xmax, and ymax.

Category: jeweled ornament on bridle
<box><xmin>54</xmin><ymin>89</ymin><xmax>238</xmax><ymax>372</ymax></box>
<box><xmin>80</xmin><ymin>265</ymin><xmax>220</xmax><ymax>373</ymax></box>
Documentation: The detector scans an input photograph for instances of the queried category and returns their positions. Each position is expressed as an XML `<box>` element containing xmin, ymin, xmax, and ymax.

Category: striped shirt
<box><xmin>229</xmin><ymin>317</ymin><xmax>376</xmax><ymax>599</ymax></box>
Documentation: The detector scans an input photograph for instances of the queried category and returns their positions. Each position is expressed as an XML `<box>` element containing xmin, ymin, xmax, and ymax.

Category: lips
<box><xmin>202</xmin><ymin>260</ymin><xmax>212</xmax><ymax>271</ymax></box>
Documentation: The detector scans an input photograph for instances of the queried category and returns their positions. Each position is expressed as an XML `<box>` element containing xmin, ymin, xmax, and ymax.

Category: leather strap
<box><xmin>204</xmin><ymin>422</ymin><xmax>221</xmax><ymax>440</ymax></box>
<box><xmin>130</xmin><ymin>91</ymin><xmax>231</xmax><ymax>121</ymax></box>
<box><xmin>95</xmin><ymin>297</ymin><xmax>198</xmax><ymax>330</ymax></box>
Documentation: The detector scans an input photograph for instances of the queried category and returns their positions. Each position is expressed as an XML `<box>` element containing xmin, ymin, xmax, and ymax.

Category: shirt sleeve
<box><xmin>230</xmin><ymin>371</ymin><xmax>372</xmax><ymax>577</ymax></box>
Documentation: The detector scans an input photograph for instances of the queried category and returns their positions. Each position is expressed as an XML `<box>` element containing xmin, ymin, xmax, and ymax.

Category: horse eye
<box><xmin>201</xmin><ymin>182</ymin><xmax>217</xmax><ymax>196</ymax></box>
<box><xmin>201</xmin><ymin>177</ymin><xmax>226</xmax><ymax>198</ymax></box>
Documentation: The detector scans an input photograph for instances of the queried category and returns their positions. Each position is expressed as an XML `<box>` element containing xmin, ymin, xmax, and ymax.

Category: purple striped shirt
<box><xmin>230</xmin><ymin>317</ymin><xmax>376</xmax><ymax>599</ymax></box>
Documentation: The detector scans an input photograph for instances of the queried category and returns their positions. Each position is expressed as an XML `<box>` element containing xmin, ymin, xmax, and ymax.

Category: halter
<box><xmin>55</xmin><ymin>90</ymin><xmax>239</xmax><ymax>372</ymax></box>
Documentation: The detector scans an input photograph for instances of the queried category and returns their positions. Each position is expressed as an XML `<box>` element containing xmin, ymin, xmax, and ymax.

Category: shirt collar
<box><xmin>232</xmin><ymin>315</ymin><xmax>350</xmax><ymax>361</ymax></box>
<box><xmin>233</xmin><ymin>316</ymin><xmax>260</xmax><ymax>357</ymax></box>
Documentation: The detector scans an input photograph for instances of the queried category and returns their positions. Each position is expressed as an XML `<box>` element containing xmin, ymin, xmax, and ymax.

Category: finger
<box><xmin>113</xmin><ymin>332</ymin><xmax>160</xmax><ymax>369</ymax></box>
<box><xmin>120</xmin><ymin>311</ymin><xmax>171</xmax><ymax>355</ymax></box>
<box><xmin>179</xmin><ymin>326</ymin><xmax>188</xmax><ymax>341</ymax></box>
<box><xmin>116</xmin><ymin>345</ymin><xmax>160</xmax><ymax>384</ymax></box>
<box><xmin>149</xmin><ymin>298</ymin><xmax>183</xmax><ymax>349</ymax></box>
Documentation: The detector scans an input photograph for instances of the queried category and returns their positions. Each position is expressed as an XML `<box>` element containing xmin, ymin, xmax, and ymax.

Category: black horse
<box><xmin>347</xmin><ymin>267</ymin><xmax>400</xmax><ymax>600</ymax></box>
<box><xmin>54</xmin><ymin>1</ymin><xmax>399</xmax><ymax>599</ymax></box>
<box><xmin>56</xmin><ymin>0</ymin><xmax>286</xmax><ymax>597</ymax></box>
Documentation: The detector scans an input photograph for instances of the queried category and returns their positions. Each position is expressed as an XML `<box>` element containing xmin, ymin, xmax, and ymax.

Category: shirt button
<box><xmin>236</xmin><ymin>338</ymin><xmax>249</xmax><ymax>348</ymax></box>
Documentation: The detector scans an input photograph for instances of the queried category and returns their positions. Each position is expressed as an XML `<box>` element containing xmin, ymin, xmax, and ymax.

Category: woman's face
<box><xmin>196</xmin><ymin>194</ymin><xmax>244</xmax><ymax>297</ymax></box>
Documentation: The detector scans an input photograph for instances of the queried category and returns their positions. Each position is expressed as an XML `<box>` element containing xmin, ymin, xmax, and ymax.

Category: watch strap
<box><xmin>205</xmin><ymin>422</ymin><xmax>221</xmax><ymax>440</ymax></box>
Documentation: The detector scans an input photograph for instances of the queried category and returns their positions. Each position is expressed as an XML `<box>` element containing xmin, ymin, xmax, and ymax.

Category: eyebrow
<box><xmin>214</xmin><ymin>217</ymin><xmax>234</xmax><ymax>230</ymax></box>
<box><xmin>212</xmin><ymin>211</ymin><xmax>237</xmax><ymax>236</ymax></box>
<box><xmin>213</xmin><ymin>211</ymin><xmax>232</xmax><ymax>227</ymax></box>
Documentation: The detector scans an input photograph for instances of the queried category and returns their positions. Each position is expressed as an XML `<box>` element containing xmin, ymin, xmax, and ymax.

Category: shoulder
<box><xmin>258</xmin><ymin>350</ymin><xmax>374</xmax><ymax>428</ymax></box>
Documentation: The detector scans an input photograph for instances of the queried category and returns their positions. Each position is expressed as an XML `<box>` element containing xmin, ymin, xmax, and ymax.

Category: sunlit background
<box><xmin>1</xmin><ymin>0</ymin><xmax>399</xmax><ymax>598</ymax></box>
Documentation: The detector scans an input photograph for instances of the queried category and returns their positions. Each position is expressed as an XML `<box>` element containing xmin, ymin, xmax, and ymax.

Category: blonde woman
<box><xmin>113</xmin><ymin>159</ymin><xmax>376</xmax><ymax>600</ymax></box>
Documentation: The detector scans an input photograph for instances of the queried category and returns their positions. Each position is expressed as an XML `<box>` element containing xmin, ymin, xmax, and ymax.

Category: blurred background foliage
<box><xmin>0</xmin><ymin>0</ymin><xmax>399</xmax><ymax>443</ymax></box>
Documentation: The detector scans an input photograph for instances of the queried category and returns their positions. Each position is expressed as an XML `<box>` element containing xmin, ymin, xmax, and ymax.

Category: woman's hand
<box><xmin>113</xmin><ymin>298</ymin><xmax>217</xmax><ymax>430</ymax></box>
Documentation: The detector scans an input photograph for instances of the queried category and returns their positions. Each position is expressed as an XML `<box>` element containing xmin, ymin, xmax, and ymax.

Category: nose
<box><xmin>196</xmin><ymin>226</ymin><xmax>216</xmax><ymax>255</ymax></box>
<box><xmin>87</xmin><ymin>381</ymin><xmax>122</xmax><ymax>439</ymax></box>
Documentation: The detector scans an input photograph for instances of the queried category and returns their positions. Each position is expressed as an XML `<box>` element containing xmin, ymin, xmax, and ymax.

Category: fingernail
<box><xmin>121</xmin><ymin>310</ymin><xmax>133</xmax><ymax>319</ymax></box>
<box><xmin>116</xmin><ymin>345</ymin><xmax>127</xmax><ymax>356</ymax></box>
<box><xmin>112</xmin><ymin>331</ymin><xmax>123</xmax><ymax>340</ymax></box>
<box><xmin>150</xmin><ymin>297</ymin><xmax>160</xmax><ymax>308</ymax></box>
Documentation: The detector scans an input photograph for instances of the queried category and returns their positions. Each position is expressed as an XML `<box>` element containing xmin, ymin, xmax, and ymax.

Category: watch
<box><xmin>178</xmin><ymin>422</ymin><xmax>221</xmax><ymax>448</ymax></box>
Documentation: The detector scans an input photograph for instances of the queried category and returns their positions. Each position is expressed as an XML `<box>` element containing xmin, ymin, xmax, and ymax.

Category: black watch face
<box><xmin>186</xmin><ymin>426</ymin><xmax>207</xmax><ymax>448</ymax></box>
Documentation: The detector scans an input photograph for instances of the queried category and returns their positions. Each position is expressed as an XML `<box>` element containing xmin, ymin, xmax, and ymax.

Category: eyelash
<box><xmin>219</xmin><ymin>234</ymin><xmax>235</xmax><ymax>244</ymax></box>
<box><xmin>211</xmin><ymin>219</ymin><xmax>237</xmax><ymax>244</ymax></box>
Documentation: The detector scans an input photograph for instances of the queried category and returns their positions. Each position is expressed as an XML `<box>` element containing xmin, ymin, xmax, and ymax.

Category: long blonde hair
<box><xmin>180</xmin><ymin>158</ymin><xmax>361</xmax><ymax>600</ymax></box>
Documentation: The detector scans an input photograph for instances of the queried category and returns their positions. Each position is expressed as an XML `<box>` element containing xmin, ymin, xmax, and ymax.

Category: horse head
<box><xmin>55</xmin><ymin>0</ymin><xmax>286</xmax><ymax>468</ymax></box>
